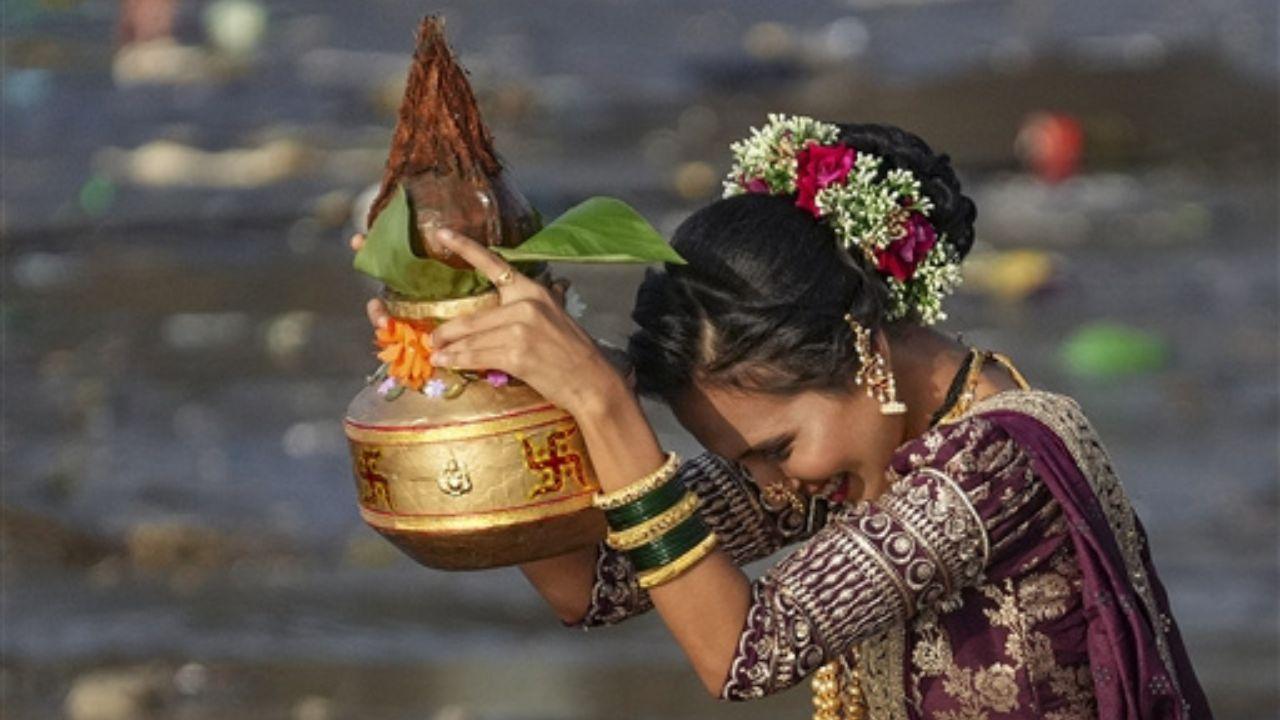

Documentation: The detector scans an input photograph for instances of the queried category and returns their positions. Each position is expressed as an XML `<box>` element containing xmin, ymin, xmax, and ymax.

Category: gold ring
<box><xmin>494</xmin><ymin>269</ymin><xmax>516</xmax><ymax>287</ymax></box>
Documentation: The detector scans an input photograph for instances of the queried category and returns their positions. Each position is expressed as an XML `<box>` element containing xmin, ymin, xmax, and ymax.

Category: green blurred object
<box><xmin>1060</xmin><ymin>322</ymin><xmax>1169</xmax><ymax>378</ymax></box>
<box><xmin>78</xmin><ymin>174</ymin><xmax>115</xmax><ymax>216</ymax></box>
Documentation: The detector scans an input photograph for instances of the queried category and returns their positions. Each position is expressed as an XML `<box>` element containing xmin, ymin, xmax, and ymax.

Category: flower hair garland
<box><xmin>723</xmin><ymin>114</ymin><xmax>963</xmax><ymax>325</ymax></box>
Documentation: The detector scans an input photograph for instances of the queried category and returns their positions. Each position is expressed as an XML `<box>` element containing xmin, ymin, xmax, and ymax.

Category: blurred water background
<box><xmin>3</xmin><ymin>0</ymin><xmax>1277</xmax><ymax>718</ymax></box>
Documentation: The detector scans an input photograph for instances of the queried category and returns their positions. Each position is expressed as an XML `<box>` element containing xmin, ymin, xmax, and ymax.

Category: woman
<box><xmin>351</xmin><ymin>118</ymin><xmax>1211</xmax><ymax>719</ymax></box>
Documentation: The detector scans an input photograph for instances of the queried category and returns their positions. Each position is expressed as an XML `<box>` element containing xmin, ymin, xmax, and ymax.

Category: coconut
<box><xmin>366</xmin><ymin>16</ymin><xmax>540</xmax><ymax>269</ymax></box>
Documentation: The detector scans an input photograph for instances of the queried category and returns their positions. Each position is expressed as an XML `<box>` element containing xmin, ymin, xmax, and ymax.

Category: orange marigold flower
<box><xmin>374</xmin><ymin>317</ymin><xmax>436</xmax><ymax>391</ymax></box>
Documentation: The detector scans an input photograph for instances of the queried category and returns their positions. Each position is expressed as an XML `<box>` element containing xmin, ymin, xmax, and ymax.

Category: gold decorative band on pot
<box><xmin>346</xmin><ymin>410</ymin><xmax>600</xmax><ymax>517</ymax></box>
<box><xmin>344</xmin><ymin>403</ymin><xmax>569</xmax><ymax>445</ymax></box>
<box><xmin>359</xmin><ymin>490</ymin><xmax>597</xmax><ymax>533</ymax></box>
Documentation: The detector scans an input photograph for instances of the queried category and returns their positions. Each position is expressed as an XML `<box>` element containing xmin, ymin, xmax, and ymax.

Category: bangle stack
<box><xmin>593</xmin><ymin>452</ymin><xmax>719</xmax><ymax>590</ymax></box>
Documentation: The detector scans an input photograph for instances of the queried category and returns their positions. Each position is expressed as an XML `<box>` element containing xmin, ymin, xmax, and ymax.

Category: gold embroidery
<box><xmin>1018</xmin><ymin>567</ymin><xmax>1073</xmax><ymax>622</ymax></box>
<box><xmin>973</xmin><ymin>664</ymin><xmax>1020</xmax><ymax>712</ymax></box>
<box><xmin>857</xmin><ymin>624</ymin><xmax>909</xmax><ymax>720</ymax></box>
<box><xmin>1046</xmin><ymin>665</ymin><xmax>1097</xmax><ymax>720</ymax></box>
<box><xmin>910</xmin><ymin>542</ymin><xmax>1095</xmax><ymax>719</ymax></box>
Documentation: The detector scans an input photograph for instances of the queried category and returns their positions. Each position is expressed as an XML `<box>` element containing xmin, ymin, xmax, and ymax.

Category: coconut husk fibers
<box><xmin>367</xmin><ymin>16</ymin><xmax>538</xmax><ymax>268</ymax></box>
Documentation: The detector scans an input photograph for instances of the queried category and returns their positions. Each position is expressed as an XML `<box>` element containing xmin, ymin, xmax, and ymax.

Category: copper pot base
<box><xmin>368</xmin><ymin>505</ymin><xmax>606</xmax><ymax>570</ymax></box>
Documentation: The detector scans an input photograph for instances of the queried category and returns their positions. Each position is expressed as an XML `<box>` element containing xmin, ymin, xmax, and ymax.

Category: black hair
<box><xmin>627</xmin><ymin>122</ymin><xmax>976</xmax><ymax>401</ymax></box>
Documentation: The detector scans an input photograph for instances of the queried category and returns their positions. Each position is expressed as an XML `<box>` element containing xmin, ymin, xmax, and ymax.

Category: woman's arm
<box><xmin>574</xmin><ymin>364</ymin><xmax>754</xmax><ymax>694</ymax></box>
<box><xmin>415</xmin><ymin>229</ymin><xmax>755</xmax><ymax>693</ymax></box>
<box><xmin>516</xmin><ymin>547</ymin><xmax>597</xmax><ymax>625</ymax></box>
<box><xmin>567</xmin><ymin>452</ymin><xmax>823</xmax><ymax>630</ymax></box>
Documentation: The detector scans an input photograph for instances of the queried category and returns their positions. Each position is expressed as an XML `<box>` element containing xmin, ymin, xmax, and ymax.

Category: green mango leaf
<box><xmin>494</xmin><ymin>197</ymin><xmax>685</xmax><ymax>264</ymax></box>
<box><xmin>352</xmin><ymin>184</ymin><xmax>492</xmax><ymax>300</ymax></box>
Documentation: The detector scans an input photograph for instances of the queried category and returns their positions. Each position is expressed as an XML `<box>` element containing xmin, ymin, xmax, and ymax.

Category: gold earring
<box><xmin>843</xmin><ymin>313</ymin><xmax>907</xmax><ymax>416</ymax></box>
<box><xmin>761</xmin><ymin>480</ymin><xmax>807</xmax><ymax>515</ymax></box>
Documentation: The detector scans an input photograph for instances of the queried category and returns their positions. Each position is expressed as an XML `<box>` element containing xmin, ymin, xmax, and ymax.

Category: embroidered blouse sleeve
<box><xmin>720</xmin><ymin>415</ymin><xmax>1043</xmax><ymax>700</ymax></box>
<box><xmin>571</xmin><ymin>452</ymin><xmax>819</xmax><ymax>629</ymax></box>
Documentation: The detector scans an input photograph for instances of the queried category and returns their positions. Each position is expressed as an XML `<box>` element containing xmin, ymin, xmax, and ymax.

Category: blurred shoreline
<box><xmin>3</xmin><ymin>1</ymin><xmax>1277</xmax><ymax>718</ymax></box>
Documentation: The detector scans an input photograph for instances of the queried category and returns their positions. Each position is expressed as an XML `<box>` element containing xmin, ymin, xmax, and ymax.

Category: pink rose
<box><xmin>743</xmin><ymin>177</ymin><xmax>770</xmax><ymax>193</ymax></box>
<box><xmin>875</xmin><ymin>213</ymin><xmax>937</xmax><ymax>281</ymax></box>
<box><xmin>795</xmin><ymin>142</ymin><xmax>856</xmax><ymax>216</ymax></box>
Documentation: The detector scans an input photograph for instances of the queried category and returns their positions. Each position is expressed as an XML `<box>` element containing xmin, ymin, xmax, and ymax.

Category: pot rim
<box><xmin>381</xmin><ymin>288</ymin><xmax>500</xmax><ymax>320</ymax></box>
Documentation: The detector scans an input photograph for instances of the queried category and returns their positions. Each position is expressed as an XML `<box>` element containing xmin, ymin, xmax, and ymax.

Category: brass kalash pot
<box><xmin>343</xmin><ymin>287</ymin><xmax>607</xmax><ymax>569</ymax></box>
<box><xmin>344</xmin><ymin>17</ymin><xmax>605</xmax><ymax>569</ymax></box>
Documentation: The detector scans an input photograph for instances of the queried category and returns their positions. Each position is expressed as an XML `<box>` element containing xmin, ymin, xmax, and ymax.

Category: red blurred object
<box><xmin>1015</xmin><ymin>112</ymin><xmax>1084</xmax><ymax>183</ymax></box>
<box><xmin>117</xmin><ymin>0</ymin><xmax>178</xmax><ymax>46</ymax></box>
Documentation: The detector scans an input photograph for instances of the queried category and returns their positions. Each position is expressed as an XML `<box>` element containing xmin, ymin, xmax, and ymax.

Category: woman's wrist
<box><xmin>569</xmin><ymin>357</ymin><xmax>666</xmax><ymax>495</ymax></box>
<box><xmin>565</xmin><ymin>352</ymin><xmax>633</xmax><ymax>421</ymax></box>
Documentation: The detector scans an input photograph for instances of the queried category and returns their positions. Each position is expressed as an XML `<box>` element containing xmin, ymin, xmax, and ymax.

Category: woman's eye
<box><xmin>765</xmin><ymin>443</ymin><xmax>792</xmax><ymax>462</ymax></box>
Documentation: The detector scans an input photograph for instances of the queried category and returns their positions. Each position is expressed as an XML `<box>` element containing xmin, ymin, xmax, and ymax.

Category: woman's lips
<box><xmin>828</xmin><ymin>478</ymin><xmax>851</xmax><ymax>504</ymax></box>
<box><xmin>810</xmin><ymin>473</ymin><xmax>852</xmax><ymax>504</ymax></box>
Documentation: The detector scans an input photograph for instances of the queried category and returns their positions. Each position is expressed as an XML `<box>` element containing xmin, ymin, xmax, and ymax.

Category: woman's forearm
<box><xmin>514</xmin><ymin>358</ymin><xmax>665</xmax><ymax>627</ymax></box>
<box><xmin>570</xmin><ymin>357</ymin><xmax>668</xmax><ymax>494</ymax></box>
<box><xmin>571</xmin><ymin>366</ymin><xmax>752</xmax><ymax>695</ymax></box>
<box><xmin>518</xmin><ymin>545</ymin><xmax>598</xmax><ymax>624</ymax></box>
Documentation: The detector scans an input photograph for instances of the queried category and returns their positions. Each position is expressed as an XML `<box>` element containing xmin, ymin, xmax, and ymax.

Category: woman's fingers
<box><xmin>430</xmin><ymin>346</ymin><xmax>509</xmax><ymax>372</ymax></box>
<box><xmin>431</xmin><ymin>324</ymin><xmax>518</xmax><ymax>368</ymax></box>
<box><xmin>366</xmin><ymin>297</ymin><xmax>390</xmax><ymax>329</ymax></box>
<box><xmin>350</xmin><ymin>233</ymin><xmax>365</xmax><ymax>252</ymax></box>
<box><xmin>431</xmin><ymin>300</ymin><xmax>543</xmax><ymax>348</ymax></box>
<box><xmin>433</xmin><ymin>229</ymin><xmax>534</xmax><ymax>296</ymax></box>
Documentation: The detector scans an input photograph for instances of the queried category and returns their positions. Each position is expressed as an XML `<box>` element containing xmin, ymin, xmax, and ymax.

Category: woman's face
<box><xmin>670</xmin><ymin>379</ymin><xmax>903</xmax><ymax>504</ymax></box>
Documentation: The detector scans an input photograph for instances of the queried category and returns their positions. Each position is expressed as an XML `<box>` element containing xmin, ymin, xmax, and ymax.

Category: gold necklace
<box><xmin>934</xmin><ymin>349</ymin><xmax>1031</xmax><ymax>426</ymax></box>
<box><xmin>811</xmin><ymin>649</ymin><xmax>865</xmax><ymax>720</ymax></box>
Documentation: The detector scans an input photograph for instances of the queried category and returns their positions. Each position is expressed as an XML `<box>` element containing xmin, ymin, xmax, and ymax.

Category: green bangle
<box><xmin>604</xmin><ymin>475</ymin><xmax>687</xmax><ymax>531</ymax></box>
<box><xmin>627</xmin><ymin>514</ymin><xmax>710</xmax><ymax>572</ymax></box>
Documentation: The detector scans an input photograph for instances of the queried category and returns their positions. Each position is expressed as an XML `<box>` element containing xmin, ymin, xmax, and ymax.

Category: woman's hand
<box><xmin>349</xmin><ymin>230</ymin><xmax>620</xmax><ymax>417</ymax></box>
<box><xmin>426</xmin><ymin>229</ymin><xmax>621</xmax><ymax>415</ymax></box>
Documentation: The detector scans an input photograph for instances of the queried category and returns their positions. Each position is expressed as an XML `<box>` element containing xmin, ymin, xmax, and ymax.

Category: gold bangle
<box><xmin>592</xmin><ymin>452</ymin><xmax>681</xmax><ymax>510</ymax></box>
<box><xmin>605</xmin><ymin>492</ymin><xmax>701</xmax><ymax>551</ymax></box>
<box><xmin>636</xmin><ymin>532</ymin><xmax>719</xmax><ymax>589</ymax></box>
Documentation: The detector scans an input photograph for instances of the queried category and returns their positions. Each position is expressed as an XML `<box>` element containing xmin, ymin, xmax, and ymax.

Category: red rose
<box><xmin>744</xmin><ymin>177</ymin><xmax>770</xmax><ymax>193</ymax></box>
<box><xmin>876</xmin><ymin>213</ymin><xmax>937</xmax><ymax>281</ymax></box>
<box><xmin>794</xmin><ymin>142</ymin><xmax>856</xmax><ymax>216</ymax></box>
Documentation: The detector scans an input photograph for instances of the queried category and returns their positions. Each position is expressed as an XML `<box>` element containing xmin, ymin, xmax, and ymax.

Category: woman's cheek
<box><xmin>782</xmin><ymin>447</ymin><xmax>847</xmax><ymax>484</ymax></box>
<box><xmin>741</xmin><ymin>459</ymin><xmax>786</xmax><ymax>487</ymax></box>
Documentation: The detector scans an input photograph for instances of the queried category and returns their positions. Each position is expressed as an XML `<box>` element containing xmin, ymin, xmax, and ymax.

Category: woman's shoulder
<box><xmin>961</xmin><ymin>387</ymin><xmax>1109</xmax><ymax>458</ymax></box>
<box><xmin>887</xmin><ymin>407</ymin><xmax>1030</xmax><ymax>487</ymax></box>
<box><xmin>886</xmin><ymin>387</ymin><xmax>1119</xmax><ymax>507</ymax></box>
<box><xmin>887</xmin><ymin>388</ymin><xmax>1099</xmax><ymax>484</ymax></box>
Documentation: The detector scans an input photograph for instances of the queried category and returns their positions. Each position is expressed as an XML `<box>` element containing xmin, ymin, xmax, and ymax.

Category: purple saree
<box><xmin>973</xmin><ymin>392</ymin><xmax>1212</xmax><ymax>719</ymax></box>
<box><xmin>571</xmin><ymin>389</ymin><xmax>1212</xmax><ymax>720</ymax></box>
